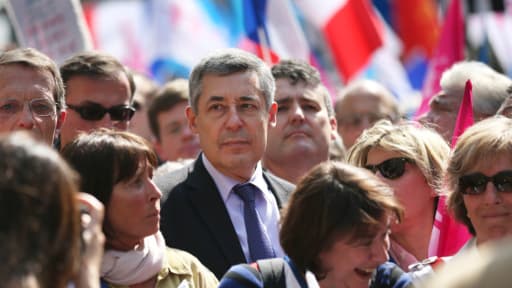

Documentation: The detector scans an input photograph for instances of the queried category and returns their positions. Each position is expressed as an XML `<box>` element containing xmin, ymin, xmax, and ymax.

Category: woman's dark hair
<box><xmin>279</xmin><ymin>161</ymin><xmax>403</xmax><ymax>279</ymax></box>
<box><xmin>0</xmin><ymin>131</ymin><xmax>80</xmax><ymax>288</ymax></box>
<box><xmin>61</xmin><ymin>128</ymin><xmax>158</xmax><ymax>239</ymax></box>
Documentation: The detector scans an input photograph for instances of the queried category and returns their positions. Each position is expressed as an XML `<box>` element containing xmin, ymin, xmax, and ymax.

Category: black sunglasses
<box><xmin>67</xmin><ymin>103</ymin><xmax>135</xmax><ymax>121</ymax></box>
<box><xmin>365</xmin><ymin>157</ymin><xmax>412</xmax><ymax>180</ymax></box>
<box><xmin>459</xmin><ymin>170</ymin><xmax>512</xmax><ymax>195</ymax></box>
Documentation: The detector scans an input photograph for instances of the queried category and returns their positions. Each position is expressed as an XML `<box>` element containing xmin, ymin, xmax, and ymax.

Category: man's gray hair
<box><xmin>0</xmin><ymin>48</ymin><xmax>65</xmax><ymax>111</ymax></box>
<box><xmin>188</xmin><ymin>48</ymin><xmax>275</xmax><ymax>113</ymax></box>
<box><xmin>441</xmin><ymin>61</ymin><xmax>512</xmax><ymax>115</ymax></box>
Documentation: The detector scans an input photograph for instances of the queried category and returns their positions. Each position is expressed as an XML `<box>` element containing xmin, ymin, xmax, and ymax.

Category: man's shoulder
<box><xmin>154</xmin><ymin>160</ymin><xmax>197</xmax><ymax>201</ymax></box>
<box><xmin>263</xmin><ymin>171</ymin><xmax>295</xmax><ymax>192</ymax></box>
<box><xmin>263</xmin><ymin>171</ymin><xmax>295</xmax><ymax>207</ymax></box>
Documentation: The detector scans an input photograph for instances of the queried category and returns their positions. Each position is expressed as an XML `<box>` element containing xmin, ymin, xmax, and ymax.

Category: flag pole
<box><xmin>257</xmin><ymin>27</ymin><xmax>272</xmax><ymax>65</ymax></box>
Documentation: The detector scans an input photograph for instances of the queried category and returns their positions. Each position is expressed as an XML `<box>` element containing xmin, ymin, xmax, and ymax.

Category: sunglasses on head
<box><xmin>66</xmin><ymin>103</ymin><xmax>135</xmax><ymax>121</ymax></box>
<box><xmin>459</xmin><ymin>170</ymin><xmax>512</xmax><ymax>195</ymax></box>
<box><xmin>365</xmin><ymin>157</ymin><xmax>412</xmax><ymax>180</ymax></box>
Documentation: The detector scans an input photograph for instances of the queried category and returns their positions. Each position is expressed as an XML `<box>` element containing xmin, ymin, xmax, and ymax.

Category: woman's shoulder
<box><xmin>158</xmin><ymin>247</ymin><xmax>218</xmax><ymax>288</ymax></box>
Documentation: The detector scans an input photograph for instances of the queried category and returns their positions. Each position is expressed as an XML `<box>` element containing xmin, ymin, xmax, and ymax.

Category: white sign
<box><xmin>5</xmin><ymin>0</ymin><xmax>93</xmax><ymax>64</ymax></box>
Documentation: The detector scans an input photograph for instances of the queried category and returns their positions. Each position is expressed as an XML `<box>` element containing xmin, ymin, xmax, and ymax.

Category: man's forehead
<box><xmin>277</xmin><ymin>86</ymin><xmax>321</xmax><ymax>101</ymax></box>
<box><xmin>205</xmin><ymin>94</ymin><xmax>260</xmax><ymax>102</ymax></box>
<box><xmin>430</xmin><ymin>91</ymin><xmax>461</xmax><ymax>106</ymax></box>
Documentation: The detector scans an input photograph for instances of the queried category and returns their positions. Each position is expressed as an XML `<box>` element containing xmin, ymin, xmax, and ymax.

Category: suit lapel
<box><xmin>263</xmin><ymin>171</ymin><xmax>293</xmax><ymax>209</ymax></box>
<box><xmin>184</xmin><ymin>158</ymin><xmax>246</xmax><ymax>264</ymax></box>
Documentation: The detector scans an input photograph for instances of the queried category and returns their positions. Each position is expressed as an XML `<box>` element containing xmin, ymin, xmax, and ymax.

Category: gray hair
<box><xmin>0</xmin><ymin>48</ymin><xmax>65</xmax><ymax>111</ymax></box>
<box><xmin>188</xmin><ymin>49</ymin><xmax>275</xmax><ymax>113</ymax></box>
<box><xmin>440</xmin><ymin>61</ymin><xmax>512</xmax><ymax>115</ymax></box>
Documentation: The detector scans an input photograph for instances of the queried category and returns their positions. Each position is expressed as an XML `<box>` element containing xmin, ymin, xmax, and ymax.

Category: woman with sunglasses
<box><xmin>62</xmin><ymin>129</ymin><xmax>218</xmax><ymax>288</ymax></box>
<box><xmin>446</xmin><ymin>116</ymin><xmax>512</xmax><ymax>253</ymax></box>
<box><xmin>347</xmin><ymin>120</ymin><xmax>450</xmax><ymax>271</ymax></box>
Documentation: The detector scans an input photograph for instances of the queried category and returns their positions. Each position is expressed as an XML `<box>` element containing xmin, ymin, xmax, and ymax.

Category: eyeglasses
<box><xmin>0</xmin><ymin>98</ymin><xmax>57</xmax><ymax>119</ymax></box>
<box><xmin>365</xmin><ymin>157</ymin><xmax>412</xmax><ymax>179</ymax></box>
<box><xmin>66</xmin><ymin>103</ymin><xmax>135</xmax><ymax>121</ymax></box>
<box><xmin>459</xmin><ymin>170</ymin><xmax>512</xmax><ymax>195</ymax></box>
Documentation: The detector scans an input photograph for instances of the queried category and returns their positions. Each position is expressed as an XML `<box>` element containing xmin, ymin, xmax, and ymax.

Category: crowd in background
<box><xmin>3</xmin><ymin>42</ymin><xmax>512</xmax><ymax>288</ymax></box>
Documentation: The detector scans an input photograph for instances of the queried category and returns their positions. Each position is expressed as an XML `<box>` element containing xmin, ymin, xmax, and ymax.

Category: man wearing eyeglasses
<box><xmin>335</xmin><ymin>79</ymin><xmax>400</xmax><ymax>149</ymax></box>
<box><xmin>59</xmin><ymin>51</ymin><xmax>135</xmax><ymax>148</ymax></box>
<box><xmin>0</xmin><ymin>48</ymin><xmax>65</xmax><ymax>146</ymax></box>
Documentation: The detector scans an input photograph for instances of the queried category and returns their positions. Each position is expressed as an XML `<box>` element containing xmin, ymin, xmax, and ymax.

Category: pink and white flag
<box><xmin>415</xmin><ymin>0</ymin><xmax>464</xmax><ymax>118</ymax></box>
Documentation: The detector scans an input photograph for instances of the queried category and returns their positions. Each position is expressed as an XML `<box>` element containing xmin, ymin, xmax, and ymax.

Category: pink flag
<box><xmin>451</xmin><ymin>80</ymin><xmax>474</xmax><ymax>147</ymax></box>
<box><xmin>415</xmin><ymin>0</ymin><xmax>464</xmax><ymax>118</ymax></box>
<box><xmin>428</xmin><ymin>80</ymin><xmax>473</xmax><ymax>257</ymax></box>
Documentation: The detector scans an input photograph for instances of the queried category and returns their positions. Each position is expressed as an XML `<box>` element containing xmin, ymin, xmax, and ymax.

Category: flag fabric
<box><xmin>84</xmin><ymin>0</ymin><xmax>234</xmax><ymax>82</ymax></box>
<box><xmin>415</xmin><ymin>0</ymin><xmax>464</xmax><ymax>118</ymax></box>
<box><xmin>394</xmin><ymin>0</ymin><xmax>440</xmax><ymax>61</ymax></box>
<box><xmin>450</xmin><ymin>80</ymin><xmax>474</xmax><ymax>147</ymax></box>
<box><xmin>294</xmin><ymin>0</ymin><xmax>383</xmax><ymax>82</ymax></box>
<box><xmin>241</xmin><ymin>0</ymin><xmax>310</xmax><ymax>64</ymax></box>
<box><xmin>482</xmin><ymin>12</ymin><xmax>512</xmax><ymax>77</ymax></box>
<box><xmin>356</xmin><ymin>10</ymin><xmax>418</xmax><ymax>114</ymax></box>
<box><xmin>428</xmin><ymin>80</ymin><xmax>473</xmax><ymax>257</ymax></box>
<box><xmin>394</xmin><ymin>0</ymin><xmax>440</xmax><ymax>92</ymax></box>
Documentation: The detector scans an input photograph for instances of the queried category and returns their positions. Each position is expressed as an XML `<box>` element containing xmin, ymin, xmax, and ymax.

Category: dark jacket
<box><xmin>154</xmin><ymin>155</ymin><xmax>294</xmax><ymax>279</ymax></box>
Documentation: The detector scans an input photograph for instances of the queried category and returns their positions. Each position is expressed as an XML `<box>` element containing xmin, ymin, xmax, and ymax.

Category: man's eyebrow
<box><xmin>205</xmin><ymin>96</ymin><xmax>224</xmax><ymax>103</ymax></box>
<box><xmin>276</xmin><ymin>98</ymin><xmax>292</xmax><ymax>104</ymax></box>
<box><xmin>239</xmin><ymin>95</ymin><xmax>259</xmax><ymax>101</ymax></box>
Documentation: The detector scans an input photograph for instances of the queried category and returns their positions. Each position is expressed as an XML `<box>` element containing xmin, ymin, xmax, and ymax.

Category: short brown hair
<box><xmin>60</xmin><ymin>51</ymin><xmax>136</xmax><ymax>102</ymax></box>
<box><xmin>0</xmin><ymin>131</ymin><xmax>80</xmax><ymax>288</ymax></box>
<box><xmin>61</xmin><ymin>128</ymin><xmax>158</xmax><ymax>239</ymax></box>
<box><xmin>148</xmin><ymin>78</ymin><xmax>189</xmax><ymax>140</ymax></box>
<box><xmin>279</xmin><ymin>161</ymin><xmax>402</xmax><ymax>279</ymax></box>
<box><xmin>271</xmin><ymin>59</ymin><xmax>334</xmax><ymax>117</ymax></box>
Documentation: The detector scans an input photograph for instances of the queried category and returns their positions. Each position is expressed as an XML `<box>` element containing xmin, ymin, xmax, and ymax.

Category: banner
<box><xmin>5</xmin><ymin>0</ymin><xmax>93</xmax><ymax>64</ymax></box>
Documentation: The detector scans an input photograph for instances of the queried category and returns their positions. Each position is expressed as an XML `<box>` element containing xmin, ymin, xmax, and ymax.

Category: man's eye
<box><xmin>301</xmin><ymin>104</ymin><xmax>318</xmax><ymax>111</ymax></box>
<box><xmin>208</xmin><ymin>104</ymin><xmax>224</xmax><ymax>112</ymax></box>
<box><xmin>277</xmin><ymin>105</ymin><xmax>288</xmax><ymax>112</ymax></box>
<box><xmin>240</xmin><ymin>103</ymin><xmax>257</xmax><ymax>111</ymax></box>
<box><xmin>169</xmin><ymin>124</ymin><xmax>182</xmax><ymax>134</ymax></box>
<box><xmin>0</xmin><ymin>102</ymin><xmax>20</xmax><ymax>113</ymax></box>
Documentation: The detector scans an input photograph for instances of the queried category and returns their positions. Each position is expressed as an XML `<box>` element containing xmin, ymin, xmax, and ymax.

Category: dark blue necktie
<box><xmin>233</xmin><ymin>183</ymin><xmax>276</xmax><ymax>262</ymax></box>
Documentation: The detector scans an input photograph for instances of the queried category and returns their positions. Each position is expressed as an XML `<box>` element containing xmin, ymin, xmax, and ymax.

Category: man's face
<box><xmin>129</xmin><ymin>76</ymin><xmax>155</xmax><ymax>141</ymax></box>
<box><xmin>418</xmin><ymin>91</ymin><xmax>461</xmax><ymax>142</ymax></box>
<box><xmin>0</xmin><ymin>65</ymin><xmax>63</xmax><ymax>145</ymax></box>
<box><xmin>155</xmin><ymin>101</ymin><xmax>200</xmax><ymax>161</ymax></box>
<box><xmin>265</xmin><ymin>79</ymin><xmax>336</xmax><ymax>164</ymax></box>
<box><xmin>60</xmin><ymin>73</ymin><xmax>132</xmax><ymax>148</ymax></box>
<box><xmin>336</xmin><ymin>93</ymin><xmax>395</xmax><ymax>149</ymax></box>
<box><xmin>498</xmin><ymin>96</ymin><xmax>512</xmax><ymax>118</ymax></box>
<box><xmin>186</xmin><ymin>71</ymin><xmax>277</xmax><ymax>181</ymax></box>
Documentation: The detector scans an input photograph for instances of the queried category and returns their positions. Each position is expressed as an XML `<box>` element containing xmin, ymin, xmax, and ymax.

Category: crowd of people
<box><xmin>3</xmin><ymin>45</ymin><xmax>512</xmax><ymax>288</ymax></box>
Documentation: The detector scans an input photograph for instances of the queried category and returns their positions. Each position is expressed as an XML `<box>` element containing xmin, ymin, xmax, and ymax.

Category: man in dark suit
<box><xmin>154</xmin><ymin>49</ymin><xmax>295</xmax><ymax>279</ymax></box>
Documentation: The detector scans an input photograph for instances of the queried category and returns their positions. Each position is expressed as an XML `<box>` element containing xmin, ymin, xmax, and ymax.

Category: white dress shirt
<box><xmin>202</xmin><ymin>154</ymin><xmax>284</xmax><ymax>261</ymax></box>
